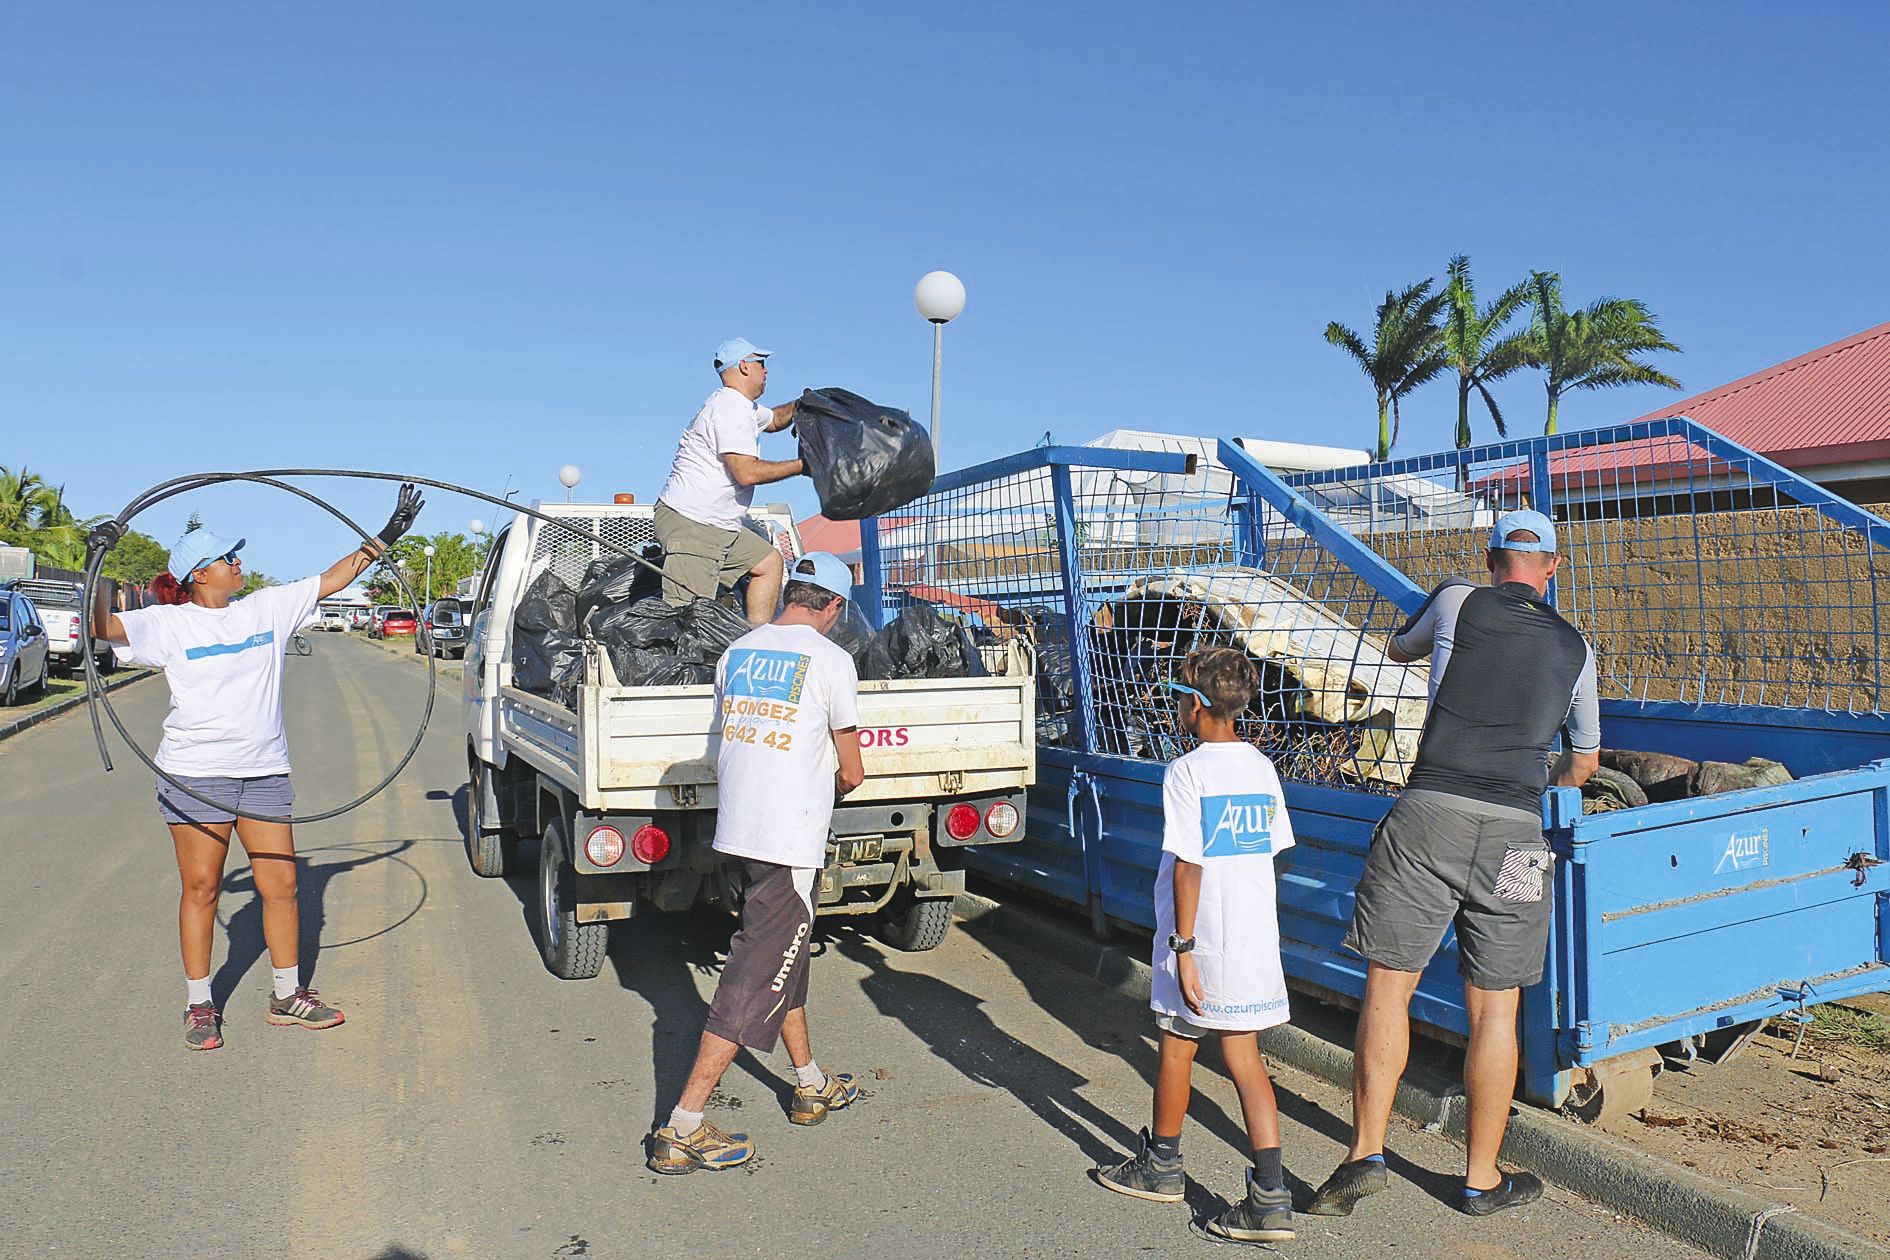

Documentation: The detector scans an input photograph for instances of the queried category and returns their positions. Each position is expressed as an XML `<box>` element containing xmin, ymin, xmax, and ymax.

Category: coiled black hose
<box><xmin>81</xmin><ymin>467</ymin><xmax>682</xmax><ymax>823</ymax></box>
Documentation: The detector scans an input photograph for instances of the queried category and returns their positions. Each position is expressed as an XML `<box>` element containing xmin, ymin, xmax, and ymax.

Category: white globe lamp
<box><xmin>558</xmin><ymin>464</ymin><xmax>581</xmax><ymax>502</ymax></box>
<box><xmin>913</xmin><ymin>270</ymin><xmax>965</xmax><ymax>471</ymax></box>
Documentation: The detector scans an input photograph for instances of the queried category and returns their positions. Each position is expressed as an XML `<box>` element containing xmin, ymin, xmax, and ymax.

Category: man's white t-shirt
<box><xmin>114</xmin><ymin>577</ymin><xmax>323</xmax><ymax>777</ymax></box>
<box><xmin>1151</xmin><ymin>741</ymin><xmax>1296</xmax><ymax>1032</ymax></box>
<box><xmin>658</xmin><ymin>386</ymin><xmax>774</xmax><ymax>531</ymax></box>
<box><xmin>711</xmin><ymin>622</ymin><xmax>861</xmax><ymax>870</ymax></box>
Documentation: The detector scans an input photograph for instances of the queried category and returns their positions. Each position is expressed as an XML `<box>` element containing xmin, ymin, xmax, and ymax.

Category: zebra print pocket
<box><xmin>1494</xmin><ymin>845</ymin><xmax>1553</xmax><ymax>903</ymax></box>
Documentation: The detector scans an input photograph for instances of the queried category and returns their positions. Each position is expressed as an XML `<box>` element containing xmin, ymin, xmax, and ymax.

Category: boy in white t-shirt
<box><xmin>1096</xmin><ymin>647</ymin><xmax>1297</xmax><ymax>1244</ymax></box>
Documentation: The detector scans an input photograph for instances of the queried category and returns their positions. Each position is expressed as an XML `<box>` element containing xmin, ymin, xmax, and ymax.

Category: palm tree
<box><xmin>0</xmin><ymin>465</ymin><xmax>60</xmax><ymax>534</ymax></box>
<box><xmin>1525</xmin><ymin>272</ymin><xmax>1682</xmax><ymax>435</ymax></box>
<box><xmin>1325</xmin><ymin>281</ymin><xmax>1450</xmax><ymax>460</ymax></box>
<box><xmin>1442</xmin><ymin>255</ymin><xmax>1531</xmax><ymax>449</ymax></box>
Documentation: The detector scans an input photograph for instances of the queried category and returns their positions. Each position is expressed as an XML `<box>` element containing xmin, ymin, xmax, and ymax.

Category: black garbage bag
<box><xmin>676</xmin><ymin>597</ymin><xmax>753</xmax><ymax>665</ymax></box>
<box><xmin>591</xmin><ymin>595</ymin><xmax>683</xmax><ymax>648</ymax></box>
<box><xmin>514</xmin><ymin>628</ymin><xmax>583</xmax><ymax>697</ymax></box>
<box><xmin>606</xmin><ymin>642</ymin><xmax>714</xmax><ymax>688</ymax></box>
<box><xmin>862</xmin><ymin>605</ymin><xmax>988</xmax><ymax>680</ymax></box>
<box><xmin>577</xmin><ymin>546</ymin><xmax>665</xmax><ymax>627</ymax></box>
<box><xmin>796</xmin><ymin>387</ymin><xmax>935</xmax><ymax>520</ymax></box>
<box><xmin>514</xmin><ymin>570</ymin><xmax>577</xmax><ymax>634</ymax></box>
<box><xmin>823</xmin><ymin>602</ymin><xmax>877</xmax><ymax>663</ymax></box>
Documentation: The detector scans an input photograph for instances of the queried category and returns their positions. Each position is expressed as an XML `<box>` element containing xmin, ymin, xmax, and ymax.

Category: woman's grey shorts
<box><xmin>1343</xmin><ymin>789</ymin><xmax>1555</xmax><ymax>990</ymax></box>
<box><xmin>156</xmin><ymin>774</ymin><xmax>295</xmax><ymax>826</ymax></box>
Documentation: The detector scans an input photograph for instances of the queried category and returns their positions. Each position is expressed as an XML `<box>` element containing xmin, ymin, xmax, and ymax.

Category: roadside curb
<box><xmin>952</xmin><ymin>888</ymin><xmax>1885</xmax><ymax>1260</ymax></box>
<box><xmin>0</xmin><ymin>669</ymin><xmax>156</xmax><ymax>745</ymax></box>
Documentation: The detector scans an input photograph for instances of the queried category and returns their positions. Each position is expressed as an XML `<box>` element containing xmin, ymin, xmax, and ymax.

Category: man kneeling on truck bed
<box><xmin>646</xmin><ymin>552</ymin><xmax>866</xmax><ymax>1174</ymax></box>
<box><xmin>655</xmin><ymin>336</ymin><xmax>803</xmax><ymax>625</ymax></box>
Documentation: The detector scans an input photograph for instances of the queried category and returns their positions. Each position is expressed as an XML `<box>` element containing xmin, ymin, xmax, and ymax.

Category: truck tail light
<box><xmin>984</xmin><ymin>801</ymin><xmax>1020</xmax><ymax>839</ymax></box>
<box><xmin>631</xmin><ymin>824</ymin><xmax>671</xmax><ymax>865</ymax></box>
<box><xmin>945</xmin><ymin>804</ymin><xmax>981</xmax><ymax>841</ymax></box>
<box><xmin>584</xmin><ymin>826</ymin><xmax>625</xmax><ymax>867</ymax></box>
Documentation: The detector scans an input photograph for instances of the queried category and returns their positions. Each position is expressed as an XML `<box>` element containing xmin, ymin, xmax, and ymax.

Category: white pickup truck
<box><xmin>462</xmin><ymin>500</ymin><xmax>1036</xmax><ymax>978</ymax></box>
<box><xmin>9</xmin><ymin>579</ymin><xmax>113</xmax><ymax>675</ymax></box>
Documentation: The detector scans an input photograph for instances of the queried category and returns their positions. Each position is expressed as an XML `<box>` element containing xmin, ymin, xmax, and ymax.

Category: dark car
<box><xmin>419</xmin><ymin>598</ymin><xmax>469</xmax><ymax>659</ymax></box>
<box><xmin>378</xmin><ymin>608</ymin><xmax>418</xmax><ymax>638</ymax></box>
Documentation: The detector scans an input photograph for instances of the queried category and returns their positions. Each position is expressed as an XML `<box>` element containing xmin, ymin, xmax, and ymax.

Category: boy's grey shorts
<box><xmin>156</xmin><ymin>773</ymin><xmax>295</xmax><ymax>826</ymax></box>
<box><xmin>1343</xmin><ymin>788</ymin><xmax>1555</xmax><ymax>991</ymax></box>
<box><xmin>1155</xmin><ymin>1011</ymin><xmax>1221</xmax><ymax>1040</ymax></box>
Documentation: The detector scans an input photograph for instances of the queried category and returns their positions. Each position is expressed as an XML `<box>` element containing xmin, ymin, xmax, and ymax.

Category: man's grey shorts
<box><xmin>653</xmin><ymin>501</ymin><xmax>776</xmax><ymax>607</ymax></box>
<box><xmin>156</xmin><ymin>773</ymin><xmax>295</xmax><ymax>827</ymax></box>
<box><xmin>1344</xmin><ymin>788</ymin><xmax>1555</xmax><ymax>990</ymax></box>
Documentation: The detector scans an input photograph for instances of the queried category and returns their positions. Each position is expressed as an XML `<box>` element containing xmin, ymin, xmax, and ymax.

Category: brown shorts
<box><xmin>653</xmin><ymin>501</ymin><xmax>777</xmax><ymax>607</ymax></box>
<box><xmin>702</xmin><ymin>858</ymin><xmax>817</xmax><ymax>1052</ymax></box>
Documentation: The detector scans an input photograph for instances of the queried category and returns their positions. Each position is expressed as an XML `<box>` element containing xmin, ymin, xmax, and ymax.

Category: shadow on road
<box><xmin>216</xmin><ymin>839</ymin><xmax>423</xmax><ymax>1008</ymax></box>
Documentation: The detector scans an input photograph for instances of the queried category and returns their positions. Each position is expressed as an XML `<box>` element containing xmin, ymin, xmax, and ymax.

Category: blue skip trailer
<box><xmin>859</xmin><ymin>420</ymin><xmax>1890</xmax><ymax>1120</ymax></box>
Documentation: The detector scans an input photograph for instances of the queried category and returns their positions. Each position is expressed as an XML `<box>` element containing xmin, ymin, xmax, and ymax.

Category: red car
<box><xmin>378</xmin><ymin>609</ymin><xmax>419</xmax><ymax>637</ymax></box>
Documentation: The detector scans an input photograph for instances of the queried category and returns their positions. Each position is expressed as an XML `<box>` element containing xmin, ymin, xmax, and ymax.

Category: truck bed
<box><xmin>499</xmin><ymin>667</ymin><xmax>1036</xmax><ymax>812</ymax></box>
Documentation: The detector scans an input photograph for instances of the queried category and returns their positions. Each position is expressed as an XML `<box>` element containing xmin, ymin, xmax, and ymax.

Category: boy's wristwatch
<box><xmin>1167</xmin><ymin>934</ymin><xmax>1195</xmax><ymax>954</ymax></box>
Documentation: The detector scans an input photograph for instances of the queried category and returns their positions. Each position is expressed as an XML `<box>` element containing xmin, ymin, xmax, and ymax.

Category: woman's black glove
<box><xmin>377</xmin><ymin>483</ymin><xmax>425</xmax><ymax>546</ymax></box>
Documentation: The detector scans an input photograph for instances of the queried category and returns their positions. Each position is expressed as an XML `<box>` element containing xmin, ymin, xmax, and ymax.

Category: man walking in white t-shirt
<box><xmin>646</xmin><ymin>552</ymin><xmax>866</xmax><ymax>1175</ymax></box>
<box><xmin>655</xmin><ymin>337</ymin><xmax>804</xmax><ymax>624</ymax></box>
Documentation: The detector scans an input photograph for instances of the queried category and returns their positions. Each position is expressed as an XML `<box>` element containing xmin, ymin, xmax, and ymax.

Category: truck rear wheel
<box><xmin>878</xmin><ymin>892</ymin><xmax>954</xmax><ymax>952</ymax></box>
<box><xmin>465</xmin><ymin>759</ymin><xmax>518</xmax><ymax>878</ymax></box>
<box><xmin>538</xmin><ymin>817</ymin><xmax>608</xmax><ymax>979</ymax></box>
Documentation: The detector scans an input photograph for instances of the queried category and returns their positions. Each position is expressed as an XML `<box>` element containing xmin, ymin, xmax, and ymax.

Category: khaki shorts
<box><xmin>653</xmin><ymin>501</ymin><xmax>777</xmax><ymax>606</ymax></box>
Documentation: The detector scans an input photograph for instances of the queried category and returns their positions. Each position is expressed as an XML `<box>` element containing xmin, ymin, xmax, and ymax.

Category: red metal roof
<box><xmin>795</xmin><ymin>514</ymin><xmax>861</xmax><ymax>557</ymax></box>
<box><xmin>1627</xmin><ymin>319</ymin><xmax>1890</xmax><ymax>469</ymax></box>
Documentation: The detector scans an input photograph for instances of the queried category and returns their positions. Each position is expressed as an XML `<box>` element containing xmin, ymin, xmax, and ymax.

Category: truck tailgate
<box><xmin>545</xmin><ymin>674</ymin><xmax>1034</xmax><ymax>810</ymax></box>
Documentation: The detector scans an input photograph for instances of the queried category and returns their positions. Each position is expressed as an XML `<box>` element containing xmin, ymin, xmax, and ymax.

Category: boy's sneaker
<box><xmin>1094</xmin><ymin>1129</ymin><xmax>1185</xmax><ymax>1203</ymax></box>
<box><xmin>789</xmin><ymin>1072</ymin><xmax>860</xmax><ymax>1126</ymax></box>
<box><xmin>266</xmin><ymin>988</ymin><xmax>345</xmax><ymax>1030</ymax></box>
<box><xmin>184</xmin><ymin>1002</ymin><xmax>222</xmax><ymax>1051</ymax></box>
<box><xmin>1206</xmin><ymin>1171</ymin><xmax>1295</xmax><ymax>1243</ymax></box>
<box><xmin>646</xmin><ymin>1121</ymin><xmax>755</xmax><ymax>1175</ymax></box>
<box><xmin>1305</xmin><ymin>1155</ymin><xmax>1389</xmax><ymax>1216</ymax></box>
<box><xmin>1461</xmin><ymin>1170</ymin><xmax>1543</xmax><ymax>1217</ymax></box>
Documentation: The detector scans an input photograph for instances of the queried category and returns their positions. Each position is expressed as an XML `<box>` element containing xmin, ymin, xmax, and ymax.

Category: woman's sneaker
<box><xmin>1206</xmin><ymin>1171</ymin><xmax>1295</xmax><ymax>1242</ymax></box>
<box><xmin>646</xmin><ymin>1121</ymin><xmax>756</xmax><ymax>1174</ymax></box>
<box><xmin>184</xmin><ymin>1002</ymin><xmax>223</xmax><ymax>1051</ymax></box>
<box><xmin>1461</xmin><ymin>1170</ymin><xmax>1543</xmax><ymax>1217</ymax></box>
<box><xmin>789</xmin><ymin>1072</ymin><xmax>860</xmax><ymax>1126</ymax></box>
<box><xmin>266</xmin><ymin>988</ymin><xmax>345</xmax><ymax>1030</ymax></box>
<box><xmin>1094</xmin><ymin>1129</ymin><xmax>1185</xmax><ymax>1203</ymax></box>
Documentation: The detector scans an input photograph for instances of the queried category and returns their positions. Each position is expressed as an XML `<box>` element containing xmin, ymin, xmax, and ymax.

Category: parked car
<box><xmin>348</xmin><ymin>607</ymin><xmax>373</xmax><ymax>630</ymax></box>
<box><xmin>419</xmin><ymin>598</ymin><xmax>468</xmax><ymax>658</ymax></box>
<box><xmin>0</xmin><ymin>587</ymin><xmax>51</xmax><ymax>706</ymax></box>
<box><xmin>378</xmin><ymin>608</ymin><xmax>418</xmax><ymax>638</ymax></box>
<box><xmin>319</xmin><ymin>608</ymin><xmax>349</xmax><ymax>632</ymax></box>
<box><xmin>5</xmin><ymin>579</ymin><xmax>112</xmax><ymax>676</ymax></box>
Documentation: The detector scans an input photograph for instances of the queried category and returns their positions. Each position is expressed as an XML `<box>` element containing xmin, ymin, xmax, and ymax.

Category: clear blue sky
<box><xmin>5</xmin><ymin>3</ymin><xmax>1887</xmax><ymax>580</ymax></box>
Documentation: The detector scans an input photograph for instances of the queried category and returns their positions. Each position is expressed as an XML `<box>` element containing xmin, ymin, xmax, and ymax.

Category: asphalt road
<box><xmin>0</xmin><ymin>635</ymin><xmax>1707</xmax><ymax>1259</ymax></box>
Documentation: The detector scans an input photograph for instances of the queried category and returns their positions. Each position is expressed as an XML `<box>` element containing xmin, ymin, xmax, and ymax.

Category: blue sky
<box><xmin>4</xmin><ymin>3</ymin><xmax>1887</xmax><ymax>579</ymax></box>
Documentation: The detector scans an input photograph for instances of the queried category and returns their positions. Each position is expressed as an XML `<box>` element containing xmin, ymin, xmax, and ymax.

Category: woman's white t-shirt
<box><xmin>114</xmin><ymin>577</ymin><xmax>323</xmax><ymax>777</ymax></box>
<box><xmin>1151</xmin><ymin>741</ymin><xmax>1296</xmax><ymax>1032</ymax></box>
<box><xmin>710</xmin><ymin>622</ymin><xmax>861</xmax><ymax>871</ymax></box>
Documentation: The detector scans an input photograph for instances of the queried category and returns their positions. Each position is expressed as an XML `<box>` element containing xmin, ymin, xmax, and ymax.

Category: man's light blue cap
<box><xmin>789</xmin><ymin>552</ymin><xmax>853</xmax><ymax>602</ymax></box>
<box><xmin>714</xmin><ymin>337</ymin><xmax>771</xmax><ymax>372</ymax></box>
<box><xmin>1489</xmin><ymin>508</ymin><xmax>1557</xmax><ymax>553</ymax></box>
<box><xmin>168</xmin><ymin>528</ymin><xmax>246</xmax><ymax>580</ymax></box>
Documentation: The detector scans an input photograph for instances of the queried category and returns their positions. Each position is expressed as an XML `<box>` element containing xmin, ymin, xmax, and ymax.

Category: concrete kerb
<box><xmin>952</xmin><ymin>889</ymin><xmax>1885</xmax><ymax>1260</ymax></box>
<box><xmin>0</xmin><ymin>668</ymin><xmax>155</xmax><ymax>744</ymax></box>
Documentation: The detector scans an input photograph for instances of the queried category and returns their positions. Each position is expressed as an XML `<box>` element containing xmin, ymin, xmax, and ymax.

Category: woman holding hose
<box><xmin>88</xmin><ymin>484</ymin><xmax>423</xmax><ymax>1050</ymax></box>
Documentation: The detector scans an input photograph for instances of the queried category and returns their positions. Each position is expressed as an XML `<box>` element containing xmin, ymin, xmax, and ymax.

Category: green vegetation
<box><xmin>1805</xmin><ymin>1003</ymin><xmax>1890</xmax><ymax>1052</ymax></box>
<box><xmin>1326</xmin><ymin>259</ymin><xmax>1683</xmax><ymax>455</ymax></box>
<box><xmin>1</xmin><ymin>465</ymin><xmax>268</xmax><ymax>588</ymax></box>
<box><xmin>366</xmin><ymin>530</ymin><xmax>486</xmax><ymax>606</ymax></box>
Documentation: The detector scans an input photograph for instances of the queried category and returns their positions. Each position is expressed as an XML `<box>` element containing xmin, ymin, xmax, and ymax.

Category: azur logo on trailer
<box><xmin>723</xmin><ymin>649</ymin><xmax>810</xmax><ymax>703</ymax></box>
<box><xmin>1199</xmin><ymin>793</ymin><xmax>1278</xmax><ymax>857</ymax></box>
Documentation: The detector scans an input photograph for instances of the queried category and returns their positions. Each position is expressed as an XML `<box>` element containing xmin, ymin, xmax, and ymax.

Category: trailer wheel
<box><xmin>878</xmin><ymin>893</ymin><xmax>954</xmax><ymax>952</ymax></box>
<box><xmin>465</xmin><ymin>758</ymin><xmax>517</xmax><ymax>878</ymax></box>
<box><xmin>538</xmin><ymin>817</ymin><xmax>608</xmax><ymax>979</ymax></box>
<box><xmin>1566</xmin><ymin>1047</ymin><xmax>1660</xmax><ymax>1125</ymax></box>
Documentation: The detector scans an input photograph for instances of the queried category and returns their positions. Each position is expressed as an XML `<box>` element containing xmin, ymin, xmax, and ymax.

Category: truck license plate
<box><xmin>838</xmin><ymin>838</ymin><xmax>883</xmax><ymax>863</ymax></box>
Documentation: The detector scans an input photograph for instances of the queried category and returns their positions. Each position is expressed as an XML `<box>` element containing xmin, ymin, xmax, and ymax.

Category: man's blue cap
<box><xmin>1489</xmin><ymin>508</ymin><xmax>1557</xmax><ymax>553</ymax></box>
<box><xmin>714</xmin><ymin>337</ymin><xmax>771</xmax><ymax>372</ymax></box>
<box><xmin>168</xmin><ymin>528</ymin><xmax>246</xmax><ymax>580</ymax></box>
<box><xmin>789</xmin><ymin>552</ymin><xmax>853</xmax><ymax>602</ymax></box>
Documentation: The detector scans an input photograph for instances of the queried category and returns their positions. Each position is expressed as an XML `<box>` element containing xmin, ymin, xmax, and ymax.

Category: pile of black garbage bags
<box><xmin>511</xmin><ymin>551</ymin><xmax>993</xmax><ymax>701</ymax></box>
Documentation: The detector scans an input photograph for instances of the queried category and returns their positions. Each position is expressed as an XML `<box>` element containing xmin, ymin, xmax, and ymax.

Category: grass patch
<box><xmin>1807</xmin><ymin>1003</ymin><xmax>1890</xmax><ymax>1052</ymax></box>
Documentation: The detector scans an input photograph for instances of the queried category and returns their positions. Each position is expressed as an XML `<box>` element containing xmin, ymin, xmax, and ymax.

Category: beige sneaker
<box><xmin>646</xmin><ymin>1120</ymin><xmax>756</xmax><ymax>1174</ymax></box>
<box><xmin>789</xmin><ymin>1072</ymin><xmax>860</xmax><ymax>1126</ymax></box>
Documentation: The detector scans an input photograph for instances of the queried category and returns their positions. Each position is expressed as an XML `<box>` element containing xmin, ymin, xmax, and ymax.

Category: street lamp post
<box><xmin>559</xmin><ymin>464</ymin><xmax>582</xmax><ymax>503</ymax></box>
<box><xmin>914</xmin><ymin>270</ymin><xmax>966</xmax><ymax>471</ymax></box>
<box><xmin>423</xmin><ymin>544</ymin><xmax>435</xmax><ymax>605</ymax></box>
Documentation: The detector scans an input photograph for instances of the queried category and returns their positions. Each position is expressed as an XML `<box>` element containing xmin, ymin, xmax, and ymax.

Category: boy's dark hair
<box><xmin>782</xmin><ymin>579</ymin><xmax>842</xmax><ymax>612</ymax></box>
<box><xmin>1182</xmin><ymin>646</ymin><xmax>1258</xmax><ymax>720</ymax></box>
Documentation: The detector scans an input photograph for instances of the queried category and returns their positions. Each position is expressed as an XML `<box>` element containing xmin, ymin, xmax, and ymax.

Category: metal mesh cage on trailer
<box><xmin>519</xmin><ymin>508</ymin><xmax>795</xmax><ymax>594</ymax></box>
